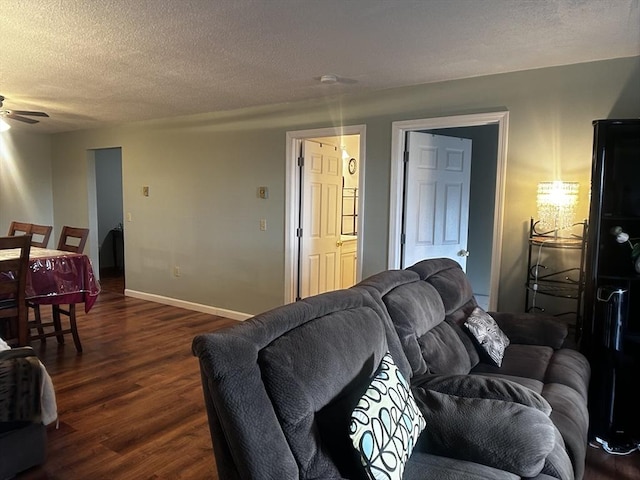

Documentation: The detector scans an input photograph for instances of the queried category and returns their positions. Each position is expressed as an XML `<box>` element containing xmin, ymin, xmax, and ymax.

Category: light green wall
<box><xmin>47</xmin><ymin>56</ymin><xmax>640</xmax><ymax>315</ymax></box>
<box><xmin>0</xmin><ymin>132</ymin><xmax>53</xmax><ymax>235</ymax></box>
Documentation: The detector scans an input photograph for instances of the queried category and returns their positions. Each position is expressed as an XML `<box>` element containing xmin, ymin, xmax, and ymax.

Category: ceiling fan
<box><xmin>0</xmin><ymin>95</ymin><xmax>49</xmax><ymax>125</ymax></box>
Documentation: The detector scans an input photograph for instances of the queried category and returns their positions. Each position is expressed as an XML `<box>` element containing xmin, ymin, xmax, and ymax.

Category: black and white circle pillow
<box><xmin>349</xmin><ymin>352</ymin><xmax>426</xmax><ymax>480</ymax></box>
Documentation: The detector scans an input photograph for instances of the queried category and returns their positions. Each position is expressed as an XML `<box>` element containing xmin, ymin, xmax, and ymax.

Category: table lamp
<box><xmin>536</xmin><ymin>181</ymin><xmax>579</xmax><ymax>233</ymax></box>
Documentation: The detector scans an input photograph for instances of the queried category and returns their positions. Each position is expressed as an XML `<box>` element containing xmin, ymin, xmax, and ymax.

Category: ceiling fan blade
<box><xmin>11</xmin><ymin>110</ymin><xmax>49</xmax><ymax>117</ymax></box>
<box><xmin>6</xmin><ymin>113</ymin><xmax>40</xmax><ymax>124</ymax></box>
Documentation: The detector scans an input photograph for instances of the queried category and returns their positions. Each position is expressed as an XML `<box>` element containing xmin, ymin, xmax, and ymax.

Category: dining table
<box><xmin>0</xmin><ymin>247</ymin><xmax>101</xmax><ymax>345</ymax></box>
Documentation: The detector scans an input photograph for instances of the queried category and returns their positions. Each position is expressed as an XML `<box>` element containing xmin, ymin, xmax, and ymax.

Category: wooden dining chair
<box><xmin>0</xmin><ymin>235</ymin><xmax>32</xmax><ymax>347</ymax></box>
<box><xmin>57</xmin><ymin>226</ymin><xmax>89</xmax><ymax>253</ymax></box>
<box><xmin>29</xmin><ymin>224</ymin><xmax>53</xmax><ymax>248</ymax></box>
<box><xmin>29</xmin><ymin>226</ymin><xmax>90</xmax><ymax>352</ymax></box>
<box><xmin>7</xmin><ymin>221</ymin><xmax>32</xmax><ymax>237</ymax></box>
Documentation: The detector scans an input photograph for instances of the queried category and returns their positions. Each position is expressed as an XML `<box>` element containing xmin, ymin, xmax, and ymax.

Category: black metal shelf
<box><xmin>525</xmin><ymin>219</ymin><xmax>588</xmax><ymax>332</ymax></box>
<box><xmin>341</xmin><ymin>187</ymin><xmax>358</xmax><ymax>236</ymax></box>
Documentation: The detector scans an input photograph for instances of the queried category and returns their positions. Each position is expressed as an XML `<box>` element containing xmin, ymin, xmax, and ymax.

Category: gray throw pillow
<box><xmin>413</xmin><ymin>389</ymin><xmax>556</xmax><ymax>477</ymax></box>
<box><xmin>464</xmin><ymin>307</ymin><xmax>510</xmax><ymax>367</ymax></box>
<box><xmin>412</xmin><ymin>373</ymin><xmax>552</xmax><ymax>415</ymax></box>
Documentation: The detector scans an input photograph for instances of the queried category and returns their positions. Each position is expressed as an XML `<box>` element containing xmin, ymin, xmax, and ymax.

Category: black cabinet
<box><xmin>583</xmin><ymin>119</ymin><xmax>640</xmax><ymax>452</ymax></box>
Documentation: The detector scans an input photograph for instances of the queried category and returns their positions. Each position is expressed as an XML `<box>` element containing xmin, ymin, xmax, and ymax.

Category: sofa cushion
<box><xmin>540</xmin><ymin>428</ymin><xmax>574</xmax><ymax>480</ymax></box>
<box><xmin>471</xmin><ymin>348</ymin><xmax>590</xmax><ymax>480</ymax></box>
<box><xmin>417</xmin><ymin>321</ymin><xmax>477</xmax><ymax>375</ymax></box>
<box><xmin>406</xmin><ymin>258</ymin><xmax>478</xmax><ymax>325</ymax></box>
<box><xmin>405</xmin><ymin>259</ymin><xmax>481</xmax><ymax>365</ymax></box>
<box><xmin>405</xmin><ymin>452</ymin><xmax>520</xmax><ymax>479</ymax></box>
<box><xmin>412</xmin><ymin>374</ymin><xmax>551</xmax><ymax>415</ymax></box>
<box><xmin>378</xmin><ymin>279</ymin><xmax>447</xmax><ymax>376</ymax></box>
<box><xmin>489</xmin><ymin>311</ymin><xmax>568</xmax><ymax>349</ymax></box>
<box><xmin>412</xmin><ymin>389</ymin><xmax>556</xmax><ymax>478</ymax></box>
<box><xmin>356</xmin><ymin>267</ymin><xmax>479</xmax><ymax>377</ymax></box>
<box><xmin>543</xmin><ymin>349</ymin><xmax>591</xmax><ymax>401</ymax></box>
<box><xmin>470</xmin><ymin>372</ymin><xmax>544</xmax><ymax>395</ymax></box>
<box><xmin>464</xmin><ymin>307</ymin><xmax>510</xmax><ymax>367</ymax></box>
<box><xmin>472</xmin><ymin>344</ymin><xmax>554</xmax><ymax>382</ymax></box>
<box><xmin>350</xmin><ymin>352</ymin><xmax>426</xmax><ymax>480</ymax></box>
<box><xmin>542</xmin><ymin>383</ymin><xmax>590</xmax><ymax>480</ymax></box>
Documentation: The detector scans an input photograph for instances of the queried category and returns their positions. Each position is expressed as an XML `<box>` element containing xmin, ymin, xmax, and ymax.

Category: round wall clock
<box><xmin>348</xmin><ymin>157</ymin><xmax>357</xmax><ymax>175</ymax></box>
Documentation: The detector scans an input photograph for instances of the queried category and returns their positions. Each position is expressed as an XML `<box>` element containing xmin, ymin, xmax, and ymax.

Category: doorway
<box><xmin>389</xmin><ymin>112</ymin><xmax>509</xmax><ymax>311</ymax></box>
<box><xmin>87</xmin><ymin>147</ymin><xmax>125</xmax><ymax>293</ymax></box>
<box><xmin>285</xmin><ymin>125</ymin><xmax>366</xmax><ymax>304</ymax></box>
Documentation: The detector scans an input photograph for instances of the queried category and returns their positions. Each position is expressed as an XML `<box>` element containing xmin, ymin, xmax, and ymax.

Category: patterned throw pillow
<box><xmin>464</xmin><ymin>307</ymin><xmax>510</xmax><ymax>367</ymax></box>
<box><xmin>349</xmin><ymin>352</ymin><xmax>426</xmax><ymax>480</ymax></box>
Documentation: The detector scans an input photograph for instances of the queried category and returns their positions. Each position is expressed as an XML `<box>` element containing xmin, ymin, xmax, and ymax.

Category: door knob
<box><xmin>457</xmin><ymin>249</ymin><xmax>470</xmax><ymax>257</ymax></box>
<box><xmin>336</xmin><ymin>241</ymin><xmax>344</xmax><ymax>247</ymax></box>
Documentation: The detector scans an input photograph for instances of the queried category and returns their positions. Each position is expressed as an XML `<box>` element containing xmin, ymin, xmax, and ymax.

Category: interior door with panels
<box><xmin>402</xmin><ymin>132</ymin><xmax>472</xmax><ymax>269</ymax></box>
<box><xmin>299</xmin><ymin>140</ymin><xmax>342</xmax><ymax>298</ymax></box>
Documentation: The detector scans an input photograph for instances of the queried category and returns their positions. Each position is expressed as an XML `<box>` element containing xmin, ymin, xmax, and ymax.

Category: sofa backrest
<box><xmin>192</xmin><ymin>287</ymin><xmax>410</xmax><ymax>480</ymax></box>
<box><xmin>406</xmin><ymin>258</ymin><xmax>481</xmax><ymax>368</ymax></box>
<box><xmin>357</xmin><ymin>260</ymin><xmax>481</xmax><ymax>377</ymax></box>
<box><xmin>406</xmin><ymin>258</ymin><xmax>478</xmax><ymax>324</ymax></box>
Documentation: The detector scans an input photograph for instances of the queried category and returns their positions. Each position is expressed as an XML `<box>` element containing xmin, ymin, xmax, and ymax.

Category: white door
<box><xmin>300</xmin><ymin>140</ymin><xmax>342</xmax><ymax>298</ymax></box>
<box><xmin>340</xmin><ymin>238</ymin><xmax>357</xmax><ymax>289</ymax></box>
<box><xmin>403</xmin><ymin>132</ymin><xmax>472</xmax><ymax>270</ymax></box>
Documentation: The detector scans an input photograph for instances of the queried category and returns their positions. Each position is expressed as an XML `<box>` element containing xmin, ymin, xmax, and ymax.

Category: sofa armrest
<box><xmin>488</xmin><ymin>311</ymin><xmax>567</xmax><ymax>349</ymax></box>
<box><xmin>413</xmin><ymin>388</ymin><xmax>557</xmax><ymax>478</ymax></box>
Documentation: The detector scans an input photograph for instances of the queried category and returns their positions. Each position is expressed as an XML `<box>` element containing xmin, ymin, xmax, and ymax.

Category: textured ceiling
<box><xmin>1</xmin><ymin>0</ymin><xmax>638</xmax><ymax>133</ymax></box>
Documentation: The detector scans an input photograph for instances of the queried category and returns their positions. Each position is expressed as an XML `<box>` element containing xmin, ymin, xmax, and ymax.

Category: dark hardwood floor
<box><xmin>13</xmin><ymin>272</ymin><xmax>640</xmax><ymax>479</ymax></box>
<box><xmin>585</xmin><ymin>443</ymin><xmax>640</xmax><ymax>480</ymax></box>
<box><xmin>16</xmin><ymin>272</ymin><xmax>236</xmax><ymax>479</ymax></box>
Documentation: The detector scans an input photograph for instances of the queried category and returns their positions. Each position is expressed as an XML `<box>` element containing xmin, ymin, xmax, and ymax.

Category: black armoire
<box><xmin>583</xmin><ymin>119</ymin><xmax>640</xmax><ymax>452</ymax></box>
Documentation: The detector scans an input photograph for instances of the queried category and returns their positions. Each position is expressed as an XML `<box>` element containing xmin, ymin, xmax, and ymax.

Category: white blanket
<box><xmin>0</xmin><ymin>337</ymin><xmax>58</xmax><ymax>426</ymax></box>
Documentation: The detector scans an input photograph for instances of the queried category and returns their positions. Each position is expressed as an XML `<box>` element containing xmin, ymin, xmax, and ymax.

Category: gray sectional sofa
<box><xmin>193</xmin><ymin>258</ymin><xmax>590</xmax><ymax>480</ymax></box>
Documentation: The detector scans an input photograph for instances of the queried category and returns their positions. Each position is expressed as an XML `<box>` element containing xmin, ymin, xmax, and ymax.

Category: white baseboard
<box><xmin>124</xmin><ymin>289</ymin><xmax>252</xmax><ymax>321</ymax></box>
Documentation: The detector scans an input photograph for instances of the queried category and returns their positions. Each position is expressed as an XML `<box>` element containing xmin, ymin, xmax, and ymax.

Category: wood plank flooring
<box><xmin>13</xmin><ymin>273</ymin><xmax>640</xmax><ymax>479</ymax></box>
<box><xmin>585</xmin><ymin>444</ymin><xmax>640</xmax><ymax>480</ymax></box>
<box><xmin>16</xmin><ymin>273</ymin><xmax>235</xmax><ymax>480</ymax></box>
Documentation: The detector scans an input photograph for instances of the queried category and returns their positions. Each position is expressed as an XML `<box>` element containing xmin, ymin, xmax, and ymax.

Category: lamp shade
<box><xmin>0</xmin><ymin>118</ymin><xmax>10</xmax><ymax>132</ymax></box>
<box><xmin>537</xmin><ymin>181</ymin><xmax>579</xmax><ymax>231</ymax></box>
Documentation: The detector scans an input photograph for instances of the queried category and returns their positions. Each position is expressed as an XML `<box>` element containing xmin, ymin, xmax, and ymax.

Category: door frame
<box><xmin>284</xmin><ymin>125</ymin><xmax>366</xmax><ymax>304</ymax></box>
<box><xmin>388</xmin><ymin>112</ymin><xmax>509</xmax><ymax>310</ymax></box>
<box><xmin>86</xmin><ymin>150</ymin><xmax>100</xmax><ymax>278</ymax></box>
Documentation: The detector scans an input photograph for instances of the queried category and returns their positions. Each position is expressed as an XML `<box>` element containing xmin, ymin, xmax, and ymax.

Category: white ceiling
<box><xmin>1</xmin><ymin>0</ymin><xmax>638</xmax><ymax>134</ymax></box>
